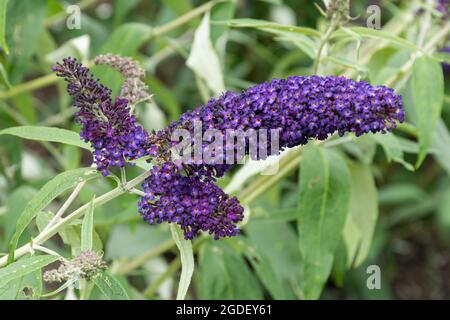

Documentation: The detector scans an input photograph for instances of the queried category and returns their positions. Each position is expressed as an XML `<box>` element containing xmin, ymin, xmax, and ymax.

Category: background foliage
<box><xmin>1</xmin><ymin>0</ymin><xmax>450</xmax><ymax>300</ymax></box>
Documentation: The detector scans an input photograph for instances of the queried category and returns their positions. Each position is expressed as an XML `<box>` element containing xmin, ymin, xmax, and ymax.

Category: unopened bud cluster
<box><xmin>43</xmin><ymin>251</ymin><xmax>107</xmax><ymax>283</ymax></box>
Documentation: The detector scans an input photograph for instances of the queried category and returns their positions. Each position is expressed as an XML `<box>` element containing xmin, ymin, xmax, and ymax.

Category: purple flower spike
<box><xmin>53</xmin><ymin>57</ymin><xmax>151</xmax><ymax>175</ymax></box>
<box><xmin>156</xmin><ymin>75</ymin><xmax>404</xmax><ymax>179</ymax></box>
<box><xmin>138</xmin><ymin>162</ymin><xmax>244</xmax><ymax>240</ymax></box>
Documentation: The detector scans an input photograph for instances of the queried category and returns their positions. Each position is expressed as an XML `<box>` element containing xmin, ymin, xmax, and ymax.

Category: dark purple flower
<box><xmin>153</xmin><ymin>75</ymin><xmax>404</xmax><ymax>179</ymax></box>
<box><xmin>53</xmin><ymin>57</ymin><xmax>151</xmax><ymax>175</ymax></box>
<box><xmin>141</xmin><ymin>76</ymin><xmax>403</xmax><ymax>240</ymax></box>
<box><xmin>138</xmin><ymin>162</ymin><xmax>244</xmax><ymax>240</ymax></box>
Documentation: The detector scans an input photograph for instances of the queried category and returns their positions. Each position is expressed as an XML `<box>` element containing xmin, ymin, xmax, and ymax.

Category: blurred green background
<box><xmin>1</xmin><ymin>0</ymin><xmax>450</xmax><ymax>300</ymax></box>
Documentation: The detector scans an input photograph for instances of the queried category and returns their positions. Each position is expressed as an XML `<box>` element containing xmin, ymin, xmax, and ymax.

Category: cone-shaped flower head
<box><xmin>138</xmin><ymin>162</ymin><xmax>244</xmax><ymax>240</ymax></box>
<box><xmin>53</xmin><ymin>57</ymin><xmax>151</xmax><ymax>175</ymax></box>
<box><xmin>141</xmin><ymin>76</ymin><xmax>403</xmax><ymax>239</ymax></box>
<box><xmin>154</xmin><ymin>75</ymin><xmax>404</xmax><ymax>180</ymax></box>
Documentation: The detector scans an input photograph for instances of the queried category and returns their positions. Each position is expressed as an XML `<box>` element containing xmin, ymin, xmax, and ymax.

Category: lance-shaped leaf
<box><xmin>0</xmin><ymin>126</ymin><xmax>91</xmax><ymax>150</ymax></box>
<box><xmin>0</xmin><ymin>255</ymin><xmax>59</xmax><ymax>289</ymax></box>
<box><xmin>297</xmin><ymin>145</ymin><xmax>351</xmax><ymax>299</ymax></box>
<box><xmin>7</xmin><ymin>168</ymin><xmax>99</xmax><ymax>263</ymax></box>
<box><xmin>343</xmin><ymin>163</ymin><xmax>378</xmax><ymax>268</ymax></box>
<box><xmin>411</xmin><ymin>55</ymin><xmax>444</xmax><ymax>167</ymax></box>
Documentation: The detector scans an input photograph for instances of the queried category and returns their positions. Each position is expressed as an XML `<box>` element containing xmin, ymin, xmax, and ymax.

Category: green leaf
<box><xmin>7</xmin><ymin>0</ymin><xmax>47</xmax><ymax>83</ymax></box>
<box><xmin>60</xmin><ymin>224</ymin><xmax>103</xmax><ymax>257</ymax></box>
<box><xmin>35</xmin><ymin>211</ymin><xmax>54</xmax><ymax>233</ymax></box>
<box><xmin>0</xmin><ymin>0</ymin><xmax>9</xmax><ymax>54</ymax></box>
<box><xmin>324</xmin><ymin>55</ymin><xmax>368</xmax><ymax>73</ymax></box>
<box><xmin>372</xmin><ymin>133</ymin><xmax>414</xmax><ymax>170</ymax></box>
<box><xmin>245</xmin><ymin>221</ymin><xmax>301</xmax><ymax>299</ymax></box>
<box><xmin>187</xmin><ymin>12</ymin><xmax>225</xmax><ymax>96</ymax></box>
<box><xmin>100</xmin><ymin>22</ymin><xmax>152</xmax><ymax>55</ymax></box>
<box><xmin>221</xmin><ymin>18</ymin><xmax>321</xmax><ymax>37</ymax></box>
<box><xmin>0</xmin><ymin>279</ymin><xmax>20</xmax><ymax>299</ymax></box>
<box><xmin>275</xmin><ymin>33</ymin><xmax>317</xmax><ymax>59</ymax></box>
<box><xmin>431</xmin><ymin>120</ymin><xmax>450</xmax><ymax>176</ymax></box>
<box><xmin>7</xmin><ymin>168</ymin><xmax>99</xmax><ymax>263</ymax></box>
<box><xmin>198</xmin><ymin>241</ymin><xmax>263</xmax><ymax>299</ymax></box>
<box><xmin>162</xmin><ymin>0</ymin><xmax>193</xmax><ymax>16</ymax></box>
<box><xmin>379</xmin><ymin>183</ymin><xmax>426</xmax><ymax>206</ymax></box>
<box><xmin>113</xmin><ymin>0</ymin><xmax>140</xmax><ymax>27</ymax></box>
<box><xmin>62</xmin><ymin>145</ymin><xmax>81</xmax><ymax>170</ymax></box>
<box><xmin>0</xmin><ymin>269</ymin><xmax>42</xmax><ymax>300</ymax></box>
<box><xmin>0</xmin><ymin>62</ymin><xmax>11</xmax><ymax>88</ymax></box>
<box><xmin>210</xmin><ymin>1</ymin><xmax>236</xmax><ymax>44</ymax></box>
<box><xmin>411</xmin><ymin>55</ymin><xmax>444</xmax><ymax>167</ymax></box>
<box><xmin>1</xmin><ymin>186</ymin><xmax>37</xmax><ymax>250</ymax></box>
<box><xmin>0</xmin><ymin>255</ymin><xmax>59</xmax><ymax>289</ymax></box>
<box><xmin>147</xmin><ymin>76</ymin><xmax>181</xmax><ymax>121</ymax></box>
<box><xmin>297</xmin><ymin>145</ymin><xmax>351</xmax><ymax>299</ymax></box>
<box><xmin>36</xmin><ymin>211</ymin><xmax>102</xmax><ymax>258</ymax></box>
<box><xmin>0</xmin><ymin>119</ymin><xmax>22</xmax><ymax>181</ymax></box>
<box><xmin>81</xmin><ymin>197</ymin><xmax>95</xmax><ymax>252</ymax></box>
<box><xmin>342</xmin><ymin>163</ymin><xmax>378</xmax><ymax>268</ymax></box>
<box><xmin>332</xmin><ymin>27</ymin><xmax>424</xmax><ymax>53</ymax></box>
<box><xmin>170</xmin><ymin>224</ymin><xmax>194</xmax><ymax>300</ymax></box>
<box><xmin>17</xmin><ymin>269</ymin><xmax>43</xmax><ymax>300</ymax></box>
<box><xmin>94</xmin><ymin>270</ymin><xmax>129</xmax><ymax>300</ymax></box>
<box><xmin>0</xmin><ymin>126</ymin><xmax>91</xmax><ymax>150</ymax></box>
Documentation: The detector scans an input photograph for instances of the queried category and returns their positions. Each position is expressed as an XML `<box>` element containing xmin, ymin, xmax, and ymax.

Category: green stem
<box><xmin>144</xmin><ymin>256</ymin><xmax>181</xmax><ymax>298</ymax></box>
<box><xmin>312</xmin><ymin>14</ymin><xmax>340</xmax><ymax>74</ymax></box>
<box><xmin>385</xmin><ymin>21</ymin><xmax>450</xmax><ymax>88</ymax></box>
<box><xmin>0</xmin><ymin>170</ymin><xmax>151</xmax><ymax>268</ymax></box>
<box><xmin>145</xmin><ymin>0</ymin><xmax>220</xmax><ymax>41</ymax></box>
<box><xmin>0</xmin><ymin>73</ymin><xmax>57</xmax><ymax>100</ymax></box>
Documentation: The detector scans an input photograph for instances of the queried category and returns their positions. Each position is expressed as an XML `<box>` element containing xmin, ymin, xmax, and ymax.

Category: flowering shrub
<box><xmin>0</xmin><ymin>0</ymin><xmax>449</xmax><ymax>301</ymax></box>
<box><xmin>54</xmin><ymin>57</ymin><xmax>404</xmax><ymax>240</ymax></box>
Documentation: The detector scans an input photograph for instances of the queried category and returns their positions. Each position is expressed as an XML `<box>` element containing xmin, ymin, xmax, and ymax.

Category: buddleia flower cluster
<box><xmin>55</xmin><ymin>57</ymin><xmax>404</xmax><ymax>240</ymax></box>
<box><xmin>150</xmin><ymin>75</ymin><xmax>404</xmax><ymax>181</ymax></box>
<box><xmin>53</xmin><ymin>57</ymin><xmax>152</xmax><ymax>176</ymax></box>
<box><xmin>139</xmin><ymin>162</ymin><xmax>244</xmax><ymax>240</ymax></box>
